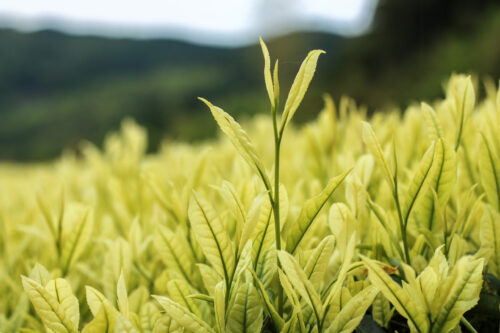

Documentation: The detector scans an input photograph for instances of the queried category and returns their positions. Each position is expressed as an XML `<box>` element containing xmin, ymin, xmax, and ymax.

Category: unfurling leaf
<box><xmin>281</xmin><ymin>49</ymin><xmax>325</xmax><ymax>129</ymax></box>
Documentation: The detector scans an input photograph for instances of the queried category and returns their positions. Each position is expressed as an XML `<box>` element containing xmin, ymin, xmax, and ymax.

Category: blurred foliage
<box><xmin>0</xmin><ymin>0</ymin><xmax>499</xmax><ymax>160</ymax></box>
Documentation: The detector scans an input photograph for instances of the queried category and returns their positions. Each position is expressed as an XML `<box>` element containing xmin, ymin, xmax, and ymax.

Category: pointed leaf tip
<box><xmin>281</xmin><ymin>49</ymin><xmax>325</xmax><ymax>130</ymax></box>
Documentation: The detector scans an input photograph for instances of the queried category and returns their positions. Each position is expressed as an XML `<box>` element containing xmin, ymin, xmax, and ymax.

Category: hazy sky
<box><xmin>0</xmin><ymin>0</ymin><xmax>377</xmax><ymax>45</ymax></box>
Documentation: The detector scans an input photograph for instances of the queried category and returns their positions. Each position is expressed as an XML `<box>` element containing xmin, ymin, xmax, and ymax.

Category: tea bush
<box><xmin>0</xmin><ymin>39</ymin><xmax>499</xmax><ymax>332</ymax></box>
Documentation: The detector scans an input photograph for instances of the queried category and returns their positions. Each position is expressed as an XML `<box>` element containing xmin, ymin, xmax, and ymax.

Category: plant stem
<box><xmin>460</xmin><ymin>317</ymin><xmax>478</xmax><ymax>333</ymax></box>
<box><xmin>272</xmin><ymin>106</ymin><xmax>284</xmax><ymax>316</ymax></box>
<box><xmin>394</xmin><ymin>177</ymin><xmax>411</xmax><ymax>264</ymax></box>
<box><xmin>391</xmin><ymin>140</ymin><xmax>410</xmax><ymax>264</ymax></box>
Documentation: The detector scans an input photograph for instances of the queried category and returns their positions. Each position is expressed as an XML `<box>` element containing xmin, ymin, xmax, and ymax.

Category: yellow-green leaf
<box><xmin>199</xmin><ymin>98</ymin><xmax>271</xmax><ymax>191</ymax></box>
<box><xmin>403</xmin><ymin>142</ymin><xmax>436</xmax><ymax>222</ymax></box>
<box><xmin>29</xmin><ymin>263</ymin><xmax>52</xmax><ymax>287</ymax></box>
<box><xmin>226</xmin><ymin>281</ymin><xmax>263</xmax><ymax>333</ymax></box>
<box><xmin>280</xmin><ymin>313</ymin><xmax>298</xmax><ymax>333</ymax></box>
<box><xmin>61</xmin><ymin>205</ymin><xmax>93</xmax><ymax>274</ymax></box>
<box><xmin>416</xmin><ymin>139</ymin><xmax>457</xmax><ymax>229</ymax></box>
<box><xmin>21</xmin><ymin>276</ymin><xmax>78</xmax><ymax>333</ymax></box>
<box><xmin>117</xmin><ymin>271</ymin><xmax>129</xmax><ymax>318</ymax></box>
<box><xmin>452</xmin><ymin>75</ymin><xmax>475</xmax><ymax>150</ymax></box>
<box><xmin>115</xmin><ymin>312</ymin><xmax>140</xmax><ymax>332</ymax></box>
<box><xmin>372</xmin><ymin>293</ymin><xmax>394</xmax><ymax>328</ymax></box>
<box><xmin>328</xmin><ymin>203</ymin><xmax>357</xmax><ymax>257</ymax></box>
<box><xmin>362</xmin><ymin>122</ymin><xmax>395</xmax><ymax>189</ymax></box>
<box><xmin>166</xmin><ymin>279</ymin><xmax>202</xmax><ymax>319</ymax></box>
<box><xmin>154</xmin><ymin>224</ymin><xmax>196</xmax><ymax>282</ymax></box>
<box><xmin>430</xmin><ymin>257</ymin><xmax>484</xmax><ymax>333</ymax></box>
<box><xmin>250</xmin><ymin>269</ymin><xmax>284</xmax><ymax>331</ymax></box>
<box><xmin>197</xmin><ymin>264</ymin><xmax>222</xmax><ymax>296</ymax></box>
<box><xmin>189</xmin><ymin>191</ymin><xmax>235</xmax><ymax>283</ymax></box>
<box><xmin>152</xmin><ymin>314</ymin><xmax>183</xmax><ymax>333</ymax></box>
<box><xmin>219</xmin><ymin>180</ymin><xmax>246</xmax><ymax>240</ymax></box>
<box><xmin>304</xmin><ymin>235</ymin><xmax>335</xmax><ymax>289</ymax></box>
<box><xmin>417</xmin><ymin>266</ymin><xmax>438</xmax><ymax>312</ymax></box>
<box><xmin>239</xmin><ymin>193</ymin><xmax>265</xmax><ymax>255</ymax></box>
<box><xmin>281</xmin><ymin>49</ymin><xmax>325</xmax><ymax>129</ymax></box>
<box><xmin>273</xmin><ymin>59</ymin><xmax>280</xmax><ymax>104</ymax></box>
<box><xmin>421</xmin><ymin>102</ymin><xmax>444</xmax><ymax>141</ymax></box>
<box><xmin>153</xmin><ymin>295</ymin><xmax>214</xmax><ymax>333</ymax></box>
<box><xmin>252</xmin><ymin>194</ymin><xmax>274</xmax><ymax>268</ymax></box>
<box><xmin>82</xmin><ymin>305</ymin><xmax>114</xmax><ymax>333</ymax></box>
<box><xmin>277</xmin><ymin>268</ymin><xmax>306</xmax><ymax>332</ymax></box>
<box><xmin>479</xmin><ymin>134</ymin><xmax>500</xmax><ymax>210</ymax></box>
<box><xmin>86</xmin><ymin>286</ymin><xmax>116</xmax><ymax>321</ymax></box>
<box><xmin>326</xmin><ymin>285</ymin><xmax>378</xmax><ymax>333</ymax></box>
<box><xmin>323</xmin><ymin>234</ymin><xmax>356</xmax><ymax>309</ymax></box>
<box><xmin>45</xmin><ymin>278</ymin><xmax>80</xmax><ymax>330</ymax></box>
<box><xmin>360</xmin><ymin>256</ymin><xmax>430</xmax><ymax>332</ymax></box>
<box><xmin>480</xmin><ymin>206</ymin><xmax>500</xmax><ymax>277</ymax></box>
<box><xmin>214</xmin><ymin>281</ymin><xmax>226</xmax><ymax>333</ymax></box>
<box><xmin>259</xmin><ymin>37</ymin><xmax>275</xmax><ymax>108</ymax></box>
<box><xmin>278</xmin><ymin>251</ymin><xmax>322</xmax><ymax>326</ymax></box>
<box><xmin>255</xmin><ymin>249</ymin><xmax>276</xmax><ymax>288</ymax></box>
<box><xmin>286</xmin><ymin>170</ymin><xmax>350</xmax><ymax>254</ymax></box>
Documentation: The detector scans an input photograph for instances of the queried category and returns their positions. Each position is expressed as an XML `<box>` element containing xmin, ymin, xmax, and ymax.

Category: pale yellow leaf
<box><xmin>286</xmin><ymin>170</ymin><xmax>350</xmax><ymax>254</ymax></box>
<box><xmin>281</xmin><ymin>49</ymin><xmax>325</xmax><ymax>129</ymax></box>
<box><xmin>153</xmin><ymin>295</ymin><xmax>214</xmax><ymax>333</ymax></box>
<box><xmin>189</xmin><ymin>191</ymin><xmax>235</xmax><ymax>282</ymax></box>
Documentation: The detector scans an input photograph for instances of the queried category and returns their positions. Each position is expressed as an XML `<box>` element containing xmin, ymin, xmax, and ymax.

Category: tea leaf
<box><xmin>362</xmin><ymin>122</ymin><xmax>395</xmax><ymax>189</ymax></box>
<box><xmin>153</xmin><ymin>295</ymin><xmax>215</xmax><ymax>333</ymax></box>
<box><xmin>421</xmin><ymin>102</ymin><xmax>444</xmax><ymax>141</ymax></box>
<box><xmin>250</xmin><ymin>269</ymin><xmax>284</xmax><ymax>330</ymax></box>
<box><xmin>259</xmin><ymin>37</ymin><xmax>275</xmax><ymax>108</ymax></box>
<box><xmin>430</xmin><ymin>257</ymin><xmax>484</xmax><ymax>333</ymax></box>
<box><xmin>416</xmin><ymin>139</ymin><xmax>457</xmax><ymax>229</ymax></box>
<box><xmin>154</xmin><ymin>224</ymin><xmax>196</xmax><ymax>281</ymax></box>
<box><xmin>304</xmin><ymin>235</ymin><xmax>335</xmax><ymax>289</ymax></box>
<box><xmin>480</xmin><ymin>206</ymin><xmax>500</xmax><ymax>277</ymax></box>
<box><xmin>361</xmin><ymin>256</ymin><xmax>430</xmax><ymax>332</ymax></box>
<box><xmin>281</xmin><ymin>49</ymin><xmax>325</xmax><ymax>129</ymax></box>
<box><xmin>479</xmin><ymin>134</ymin><xmax>500</xmax><ymax>210</ymax></box>
<box><xmin>278</xmin><ymin>251</ymin><xmax>322</xmax><ymax>326</ymax></box>
<box><xmin>403</xmin><ymin>142</ymin><xmax>436</xmax><ymax>222</ymax></box>
<box><xmin>21</xmin><ymin>276</ymin><xmax>79</xmax><ymax>333</ymax></box>
<box><xmin>286</xmin><ymin>169</ymin><xmax>350</xmax><ymax>254</ymax></box>
<box><xmin>199</xmin><ymin>97</ymin><xmax>272</xmax><ymax>192</ymax></box>
<box><xmin>326</xmin><ymin>285</ymin><xmax>378</xmax><ymax>333</ymax></box>
<box><xmin>189</xmin><ymin>191</ymin><xmax>235</xmax><ymax>283</ymax></box>
<box><xmin>226</xmin><ymin>281</ymin><xmax>263</xmax><ymax>333</ymax></box>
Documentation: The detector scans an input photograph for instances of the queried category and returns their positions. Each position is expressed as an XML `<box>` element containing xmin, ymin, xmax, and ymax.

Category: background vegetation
<box><xmin>0</xmin><ymin>0</ymin><xmax>499</xmax><ymax>160</ymax></box>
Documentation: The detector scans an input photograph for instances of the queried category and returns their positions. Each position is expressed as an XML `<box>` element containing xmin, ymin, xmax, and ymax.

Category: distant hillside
<box><xmin>0</xmin><ymin>1</ymin><xmax>499</xmax><ymax>160</ymax></box>
<box><xmin>0</xmin><ymin>29</ymin><xmax>344</xmax><ymax>160</ymax></box>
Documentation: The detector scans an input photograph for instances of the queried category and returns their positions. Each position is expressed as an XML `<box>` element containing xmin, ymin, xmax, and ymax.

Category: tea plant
<box><xmin>0</xmin><ymin>39</ymin><xmax>498</xmax><ymax>332</ymax></box>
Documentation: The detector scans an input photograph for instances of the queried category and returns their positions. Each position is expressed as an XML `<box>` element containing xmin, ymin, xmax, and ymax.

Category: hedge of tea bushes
<box><xmin>0</xmin><ymin>42</ymin><xmax>499</xmax><ymax>332</ymax></box>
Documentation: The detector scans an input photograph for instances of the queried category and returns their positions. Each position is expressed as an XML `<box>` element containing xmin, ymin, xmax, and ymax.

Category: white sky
<box><xmin>0</xmin><ymin>0</ymin><xmax>377</xmax><ymax>45</ymax></box>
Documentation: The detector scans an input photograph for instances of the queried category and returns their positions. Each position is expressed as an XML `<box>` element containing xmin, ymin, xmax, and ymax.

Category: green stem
<box><xmin>272</xmin><ymin>105</ymin><xmax>284</xmax><ymax>316</ymax></box>
<box><xmin>394</xmin><ymin>176</ymin><xmax>411</xmax><ymax>264</ymax></box>
<box><xmin>460</xmin><ymin>317</ymin><xmax>478</xmax><ymax>333</ymax></box>
<box><xmin>391</xmin><ymin>140</ymin><xmax>410</xmax><ymax>264</ymax></box>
